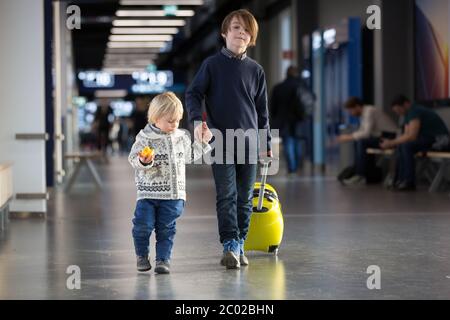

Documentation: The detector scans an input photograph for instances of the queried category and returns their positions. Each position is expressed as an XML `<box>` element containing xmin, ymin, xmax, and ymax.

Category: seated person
<box><xmin>337</xmin><ymin>97</ymin><xmax>397</xmax><ymax>185</ymax></box>
<box><xmin>380</xmin><ymin>95</ymin><xmax>450</xmax><ymax>191</ymax></box>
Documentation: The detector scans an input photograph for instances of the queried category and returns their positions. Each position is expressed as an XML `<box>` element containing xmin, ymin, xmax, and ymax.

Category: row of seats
<box><xmin>367</xmin><ymin>148</ymin><xmax>450</xmax><ymax>192</ymax></box>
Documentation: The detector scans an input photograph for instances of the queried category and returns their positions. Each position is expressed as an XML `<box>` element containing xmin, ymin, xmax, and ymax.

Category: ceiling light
<box><xmin>105</xmin><ymin>53</ymin><xmax>158</xmax><ymax>59</ymax></box>
<box><xmin>119</xmin><ymin>0</ymin><xmax>203</xmax><ymax>5</ymax></box>
<box><xmin>103</xmin><ymin>64</ymin><xmax>153</xmax><ymax>70</ymax></box>
<box><xmin>104</xmin><ymin>54</ymin><xmax>156</xmax><ymax>59</ymax></box>
<box><xmin>104</xmin><ymin>58</ymin><xmax>158</xmax><ymax>63</ymax></box>
<box><xmin>109</xmin><ymin>35</ymin><xmax>173</xmax><ymax>42</ymax></box>
<box><xmin>105</xmin><ymin>52</ymin><xmax>157</xmax><ymax>56</ymax></box>
<box><xmin>107</xmin><ymin>42</ymin><xmax>166</xmax><ymax>48</ymax></box>
<box><xmin>103</xmin><ymin>59</ymin><xmax>154</xmax><ymax>64</ymax></box>
<box><xmin>106</xmin><ymin>49</ymin><xmax>161</xmax><ymax>55</ymax></box>
<box><xmin>94</xmin><ymin>90</ymin><xmax>128</xmax><ymax>98</ymax></box>
<box><xmin>112</xmin><ymin>19</ymin><xmax>186</xmax><ymax>27</ymax></box>
<box><xmin>102</xmin><ymin>67</ymin><xmax>145</xmax><ymax>74</ymax></box>
<box><xmin>105</xmin><ymin>48</ymin><xmax>161</xmax><ymax>57</ymax></box>
<box><xmin>111</xmin><ymin>27</ymin><xmax>179</xmax><ymax>34</ymax></box>
<box><xmin>116</xmin><ymin>10</ymin><xmax>194</xmax><ymax>17</ymax></box>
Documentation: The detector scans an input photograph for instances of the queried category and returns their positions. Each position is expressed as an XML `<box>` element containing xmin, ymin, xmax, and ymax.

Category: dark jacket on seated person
<box><xmin>403</xmin><ymin>104</ymin><xmax>449</xmax><ymax>150</ymax></box>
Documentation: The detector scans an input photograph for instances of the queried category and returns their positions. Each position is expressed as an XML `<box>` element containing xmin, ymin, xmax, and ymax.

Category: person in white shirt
<box><xmin>336</xmin><ymin>97</ymin><xmax>397</xmax><ymax>185</ymax></box>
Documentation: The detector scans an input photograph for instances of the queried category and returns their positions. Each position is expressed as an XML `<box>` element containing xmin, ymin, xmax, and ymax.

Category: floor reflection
<box><xmin>240</xmin><ymin>255</ymin><xmax>286</xmax><ymax>300</ymax></box>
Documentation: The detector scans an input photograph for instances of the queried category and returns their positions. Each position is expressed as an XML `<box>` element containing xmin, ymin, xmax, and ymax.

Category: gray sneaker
<box><xmin>240</xmin><ymin>254</ymin><xmax>249</xmax><ymax>266</ymax></box>
<box><xmin>220</xmin><ymin>251</ymin><xmax>240</xmax><ymax>269</ymax></box>
<box><xmin>137</xmin><ymin>256</ymin><xmax>151</xmax><ymax>272</ymax></box>
<box><xmin>343</xmin><ymin>175</ymin><xmax>366</xmax><ymax>186</ymax></box>
<box><xmin>154</xmin><ymin>260</ymin><xmax>170</xmax><ymax>274</ymax></box>
<box><xmin>238</xmin><ymin>239</ymin><xmax>249</xmax><ymax>266</ymax></box>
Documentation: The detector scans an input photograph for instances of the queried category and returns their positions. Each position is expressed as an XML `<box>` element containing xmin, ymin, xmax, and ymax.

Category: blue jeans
<box><xmin>354</xmin><ymin>137</ymin><xmax>380</xmax><ymax>176</ymax></box>
<box><xmin>211</xmin><ymin>163</ymin><xmax>257</xmax><ymax>244</ymax></box>
<box><xmin>132</xmin><ymin>199</ymin><xmax>184</xmax><ymax>261</ymax></box>
<box><xmin>396</xmin><ymin>136</ymin><xmax>435</xmax><ymax>185</ymax></box>
<box><xmin>282</xmin><ymin>135</ymin><xmax>302</xmax><ymax>173</ymax></box>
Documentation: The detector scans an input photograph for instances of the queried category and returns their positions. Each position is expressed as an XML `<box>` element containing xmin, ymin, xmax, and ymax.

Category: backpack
<box><xmin>292</xmin><ymin>82</ymin><xmax>316</xmax><ymax>121</ymax></box>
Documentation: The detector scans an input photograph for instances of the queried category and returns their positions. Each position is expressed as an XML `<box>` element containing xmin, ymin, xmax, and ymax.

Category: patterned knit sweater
<box><xmin>128</xmin><ymin>124</ymin><xmax>211</xmax><ymax>201</ymax></box>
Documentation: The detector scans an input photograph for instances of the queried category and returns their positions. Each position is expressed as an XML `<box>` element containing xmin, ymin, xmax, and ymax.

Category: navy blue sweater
<box><xmin>185</xmin><ymin>51</ymin><xmax>272</xmax><ymax>153</ymax></box>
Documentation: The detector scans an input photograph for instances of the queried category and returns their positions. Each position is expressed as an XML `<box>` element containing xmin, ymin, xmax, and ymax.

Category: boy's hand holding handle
<box><xmin>259</xmin><ymin>150</ymin><xmax>273</xmax><ymax>159</ymax></box>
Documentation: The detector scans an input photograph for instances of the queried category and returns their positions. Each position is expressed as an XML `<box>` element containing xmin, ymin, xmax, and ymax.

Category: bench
<box><xmin>64</xmin><ymin>152</ymin><xmax>103</xmax><ymax>192</ymax></box>
<box><xmin>0</xmin><ymin>163</ymin><xmax>13</xmax><ymax>231</ymax></box>
<box><xmin>367</xmin><ymin>148</ymin><xmax>450</xmax><ymax>192</ymax></box>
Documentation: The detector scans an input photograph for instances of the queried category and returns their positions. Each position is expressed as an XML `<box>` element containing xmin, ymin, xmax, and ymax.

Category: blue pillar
<box><xmin>312</xmin><ymin>30</ymin><xmax>326</xmax><ymax>170</ymax></box>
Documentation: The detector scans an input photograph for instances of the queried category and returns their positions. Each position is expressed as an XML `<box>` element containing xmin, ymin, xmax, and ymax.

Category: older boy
<box><xmin>186</xmin><ymin>9</ymin><xmax>272</xmax><ymax>269</ymax></box>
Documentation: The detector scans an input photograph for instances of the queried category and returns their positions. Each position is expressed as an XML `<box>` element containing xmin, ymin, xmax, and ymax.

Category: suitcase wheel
<box><xmin>269</xmin><ymin>245</ymin><xmax>279</xmax><ymax>256</ymax></box>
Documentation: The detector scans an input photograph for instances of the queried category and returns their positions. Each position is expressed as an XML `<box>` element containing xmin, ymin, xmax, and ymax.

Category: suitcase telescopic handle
<box><xmin>257</xmin><ymin>157</ymin><xmax>275</xmax><ymax>211</ymax></box>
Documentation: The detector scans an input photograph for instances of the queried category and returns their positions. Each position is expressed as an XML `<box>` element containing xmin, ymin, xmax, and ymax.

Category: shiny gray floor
<box><xmin>1</xmin><ymin>156</ymin><xmax>450</xmax><ymax>299</ymax></box>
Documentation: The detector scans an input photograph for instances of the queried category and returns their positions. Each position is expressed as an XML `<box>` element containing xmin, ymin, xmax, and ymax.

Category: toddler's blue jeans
<box><xmin>132</xmin><ymin>199</ymin><xmax>184</xmax><ymax>261</ymax></box>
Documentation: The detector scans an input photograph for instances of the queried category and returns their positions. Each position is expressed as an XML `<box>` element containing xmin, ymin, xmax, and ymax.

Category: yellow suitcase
<box><xmin>244</xmin><ymin>160</ymin><xmax>284</xmax><ymax>255</ymax></box>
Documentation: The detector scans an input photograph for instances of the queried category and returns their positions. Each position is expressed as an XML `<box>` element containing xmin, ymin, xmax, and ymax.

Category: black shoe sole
<box><xmin>137</xmin><ymin>267</ymin><xmax>152</xmax><ymax>272</ymax></box>
<box><xmin>154</xmin><ymin>268</ymin><xmax>170</xmax><ymax>274</ymax></box>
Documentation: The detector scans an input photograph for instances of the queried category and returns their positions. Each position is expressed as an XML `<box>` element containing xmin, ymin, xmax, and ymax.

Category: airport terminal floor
<box><xmin>1</xmin><ymin>156</ymin><xmax>450</xmax><ymax>300</ymax></box>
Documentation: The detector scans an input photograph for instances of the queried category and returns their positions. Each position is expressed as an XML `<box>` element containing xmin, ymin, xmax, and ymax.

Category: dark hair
<box><xmin>391</xmin><ymin>95</ymin><xmax>410</xmax><ymax>107</ymax></box>
<box><xmin>344</xmin><ymin>97</ymin><xmax>364</xmax><ymax>109</ymax></box>
<box><xmin>286</xmin><ymin>66</ymin><xmax>299</xmax><ymax>78</ymax></box>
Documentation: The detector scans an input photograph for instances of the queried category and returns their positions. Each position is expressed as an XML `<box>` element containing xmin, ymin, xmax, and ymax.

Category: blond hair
<box><xmin>147</xmin><ymin>91</ymin><xmax>183</xmax><ymax>124</ymax></box>
<box><xmin>221</xmin><ymin>9</ymin><xmax>259</xmax><ymax>47</ymax></box>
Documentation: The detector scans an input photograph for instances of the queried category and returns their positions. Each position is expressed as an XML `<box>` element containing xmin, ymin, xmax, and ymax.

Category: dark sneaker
<box><xmin>154</xmin><ymin>260</ymin><xmax>170</xmax><ymax>274</ymax></box>
<box><xmin>137</xmin><ymin>256</ymin><xmax>151</xmax><ymax>272</ymax></box>
<box><xmin>394</xmin><ymin>181</ymin><xmax>416</xmax><ymax>192</ymax></box>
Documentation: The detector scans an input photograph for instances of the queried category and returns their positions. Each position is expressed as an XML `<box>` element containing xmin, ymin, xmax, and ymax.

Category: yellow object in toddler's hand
<box><xmin>139</xmin><ymin>146</ymin><xmax>154</xmax><ymax>158</ymax></box>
